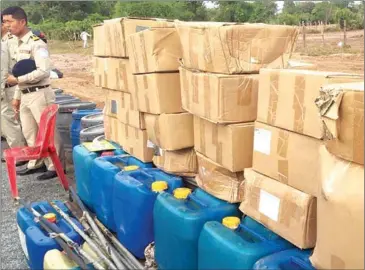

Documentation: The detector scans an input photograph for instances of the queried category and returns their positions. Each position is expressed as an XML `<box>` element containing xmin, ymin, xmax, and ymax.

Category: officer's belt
<box><xmin>21</xmin><ymin>85</ymin><xmax>50</xmax><ymax>94</ymax></box>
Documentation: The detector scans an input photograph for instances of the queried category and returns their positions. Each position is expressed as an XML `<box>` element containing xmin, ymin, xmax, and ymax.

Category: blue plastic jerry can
<box><xmin>154</xmin><ymin>188</ymin><xmax>239</xmax><ymax>270</ymax></box>
<box><xmin>73</xmin><ymin>143</ymin><xmax>125</xmax><ymax>210</ymax></box>
<box><xmin>253</xmin><ymin>248</ymin><xmax>315</xmax><ymax>270</ymax></box>
<box><xmin>113</xmin><ymin>168</ymin><xmax>183</xmax><ymax>259</ymax></box>
<box><xmin>90</xmin><ymin>155</ymin><xmax>153</xmax><ymax>231</ymax></box>
<box><xmin>198</xmin><ymin>216</ymin><xmax>294</xmax><ymax>269</ymax></box>
<box><xmin>16</xmin><ymin>201</ymin><xmax>83</xmax><ymax>270</ymax></box>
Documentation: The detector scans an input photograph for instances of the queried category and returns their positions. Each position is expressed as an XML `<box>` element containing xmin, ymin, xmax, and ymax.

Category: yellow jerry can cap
<box><xmin>123</xmin><ymin>165</ymin><xmax>139</xmax><ymax>171</ymax></box>
<box><xmin>173</xmin><ymin>188</ymin><xmax>192</xmax><ymax>199</ymax></box>
<box><xmin>43</xmin><ymin>213</ymin><xmax>57</xmax><ymax>223</ymax></box>
<box><xmin>222</xmin><ymin>216</ymin><xmax>240</xmax><ymax>230</ymax></box>
<box><xmin>151</xmin><ymin>181</ymin><xmax>168</xmax><ymax>192</ymax></box>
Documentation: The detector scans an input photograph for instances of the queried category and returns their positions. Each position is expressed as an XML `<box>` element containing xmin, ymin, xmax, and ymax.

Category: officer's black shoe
<box><xmin>16</xmin><ymin>161</ymin><xmax>28</xmax><ymax>167</ymax></box>
<box><xmin>17</xmin><ymin>165</ymin><xmax>47</xmax><ymax>176</ymax></box>
<box><xmin>1</xmin><ymin>157</ymin><xmax>5</xmax><ymax>163</ymax></box>
<box><xmin>36</xmin><ymin>170</ymin><xmax>58</xmax><ymax>181</ymax></box>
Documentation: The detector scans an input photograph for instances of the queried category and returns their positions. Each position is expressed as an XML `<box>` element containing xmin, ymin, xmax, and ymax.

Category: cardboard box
<box><xmin>144</xmin><ymin>113</ymin><xmax>193</xmax><ymax>150</ymax></box>
<box><xmin>93</xmin><ymin>57</ymin><xmax>134</xmax><ymax>92</ymax></box>
<box><xmin>239</xmin><ymin>168</ymin><xmax>317</xmax><ymax>249</ymax></box>
<box><xmin>196</xmin><ymin>152</ymin><xmax>244</xmax><ymax>203</ymax></box>
<box><xmin>118</xmin><ymin>121</ymin><xmax>154</xmax><ymax>162</ymax></box>
<box><xmin>104</xmin><ymin>89</ymin><xmax>145</xmax><ymax>129</ymax></box>
<box><xmin>316</xmin><ymin>82</ymin><xmax>364</xmax><ymax>165</ymax></box>
<box><xmin>153</xmin><ymin>148</ymin><xmax>197</xmax><ymax>176</ymax></box>
<box><xmin>104</xmin><ymin>114</ymin><xmax>119</xmax><ymax>143</ymax></box>
<box><xmin>257</xmin><ymin>69</ymin><xmax>362</xmax><ymax>139</ymax></box>
<box><xmin>310</xmin><ymin>146</ymin><xmax>364</xmax><ymax>270</ymax></box>
<box><xmin>174</xmin><ymin>21</ymin><xmax>299</xmax><ymax>74</ymax></box>
<box><xmin>133</xmin><ymin>72</ymin><xmax>183</xmax><ymax>114</ymax></box>
<box><xmin>194</xmin><ymin>116</ymin><xmax>254</xmax><ymax>172</ymax></box>
<box><xmin>127</xmin><ymin>27</ymin><xmax>182</xmax><ymax>74</ymax></box>
<box><xmin>180</xmin><ymin>67</ymin><xmax>259</xmax><ymax>123</ymax></box>
<box><xmin>93</xmin><ymin>17</ymin><xmax>174</xmax><ymax>57</ymax></box>
<box><xmin>253</xmin><ymin>122</ymin><xmax>322</xmax><ymax>197</ymax></box>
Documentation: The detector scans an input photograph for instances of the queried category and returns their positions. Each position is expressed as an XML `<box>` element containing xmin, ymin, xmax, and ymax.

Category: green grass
<box><xmin>48</xmin><ymin>40</ymin><xmax>93</xmax><ymax>55</ymax></box>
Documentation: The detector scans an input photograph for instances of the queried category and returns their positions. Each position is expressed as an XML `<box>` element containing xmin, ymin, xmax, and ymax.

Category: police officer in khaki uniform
<box><xmin>1</xmin><ymin>15</ymin><xmax>27</xmax><ymax>164</ymax></box>
<box><xmin>2</xmin><ymin>6</ymin><xmax>63</xmax><ymax>180</ymax></box>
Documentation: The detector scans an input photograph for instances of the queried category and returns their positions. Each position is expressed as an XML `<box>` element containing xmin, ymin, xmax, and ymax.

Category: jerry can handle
<box><xmin>188</xmin><ymin>193</ymin><xmax>208</xmax><ymax>208</ymax></box>
<box><xmin>38</xmin><ymin>204</ymin><xmax>49</xmax><ymax>215</ymax></box>
<box><xmin>239</xmin><ymin>222</ymin><xmax>268</xmax><ymax>243</ymax></box>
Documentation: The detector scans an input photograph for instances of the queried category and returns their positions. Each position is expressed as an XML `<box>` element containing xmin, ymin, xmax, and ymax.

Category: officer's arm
<box><xmin>17</xmin><ymin>43</ymin><xmax>51</xmax><ymax>84</ymax></box>
<box><xmin>1</xmin><ymin>41</ymin><xmax>9</xmax><ymax>90</ymax></box>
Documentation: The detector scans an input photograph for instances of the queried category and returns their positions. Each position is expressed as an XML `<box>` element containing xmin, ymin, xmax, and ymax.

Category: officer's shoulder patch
<box><xmin>7</xmin><ymin>33</ymin><xmax>13</xmax><ymax>39</ymax></box>
<box><xmin>31</xmin><ymin>34</ymin><xmax>40</xmax><ymax>41</ymax></box>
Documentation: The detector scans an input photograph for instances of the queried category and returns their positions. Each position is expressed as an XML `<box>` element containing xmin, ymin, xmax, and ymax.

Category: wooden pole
<box><xmin>302</xmin><ymin>21</ymin><xmax>306</xmax><ymax>49</ymax></box>
<box><xmin>321</xmin><ymin>21</ymin><xmax>325</xmax><ymax>46</ymax></box>
<box><xmin>343</xmin><ymin>20</ymin><xmax>347</xmax><ymax>47</ymax></box>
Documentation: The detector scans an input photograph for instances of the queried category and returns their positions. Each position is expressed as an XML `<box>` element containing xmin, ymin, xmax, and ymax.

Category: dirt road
<box><xmin>50</xmin><ymin>30</ymin><xmax>364</xmax><ymax>105</ymax></box>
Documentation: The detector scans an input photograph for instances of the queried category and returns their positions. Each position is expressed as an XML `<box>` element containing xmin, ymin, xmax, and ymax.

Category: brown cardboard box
<box><xmin>196</xmin><ymin>152</ymin><xmax>244</xmax><ymax>203</ymax></box>
<box><xmin>118</xmin><ymin>121</ymin><xmax>154</xmax><ymax>162</ymax></box>
<box><xmin>179</xmin><ymin>67</ymin><xmax>259</xmax><ymax>123</ymax></box>
<box><xmin>104</xmin><ymin>89</ymin><xmax>145</xmax><ymax>129</ymax></box>
<box><xmin>239</xmin><ymin>168</ymin><xmax>317</xmax><ymax>249</ymax></box>
<box><xmin>257</xmin><ymin>69</ymin><xmax>362</xmax><ymax>139</ymax></box>
<box><xmin>194</xmin><ymin>116</ymin><xmax>254</xmax><ymax>172</ymax></box>
<box><xmin>104</xmin><ymin>114</ymin><xmax>119</xmax><ymax>143</ymax></box>
<box><xmin>144</xmin><ymin>113</ymin><xmax>193</xmax><ymax>150</ymax></box>
<box><xmin>93</xmin><ymin>57</ymin><xmax>134</xmax><ymax>92</ymax></box>
<box><xmin>127</xmin><ymin>27</ymin><xmax>182</xmax><ymax>74</ymax></box>
<box><xmin>93</xmin><ymin>17</ymin><xmax>174</xmax><ymax>57</ymax></box>
<box><xmin>310</xmin><ymin>146</ymin><xmax>364</xmax><ymax>270</ymax></box>
<box><xmin>153</xmin><ymin>148</ymin><xmax>197</xmax><ymax>176</ymax></box>
<box><xmin>174</xmin><ymin>21</ymin><xmax>298</xmax><ymax>74</ymax></box>
<box><xmin>253</xmin><ymin>122</ymin><xmax>322</xmax><ymax>197</ymax></box>
<box><xmin>133</xmin><ymin>72</ymin><xmax>183</xmax><ymax>114</ymax></box>
<box><xmin>316</xmin><ymin>82</ymin><xmax>364</xmax><ymax>165</ymax></box>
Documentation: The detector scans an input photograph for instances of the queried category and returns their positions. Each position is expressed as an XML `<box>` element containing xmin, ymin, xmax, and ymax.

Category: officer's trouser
<box><xmin>19</xmin><ymin>87</ymin><xmax>64</xmax><ymax>171</ymax></box>
<box><xmin>1</xmin><ymin>86</ymin><xmax>26</xmax><ymax>148</ymax></box>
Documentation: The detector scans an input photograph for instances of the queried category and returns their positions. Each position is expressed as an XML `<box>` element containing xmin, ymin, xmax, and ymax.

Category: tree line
<box><xmin>2</xmin><ymin>0</ymin><xmax>364</xmax><ymax>41</ymax></box>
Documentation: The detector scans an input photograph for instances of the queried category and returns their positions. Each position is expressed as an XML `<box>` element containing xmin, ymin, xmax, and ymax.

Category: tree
<box><xmin>297</xmin><ymin>2</ymin><xmax>316</xmax><ymax>15</ymax></box>
<box><xmin>311</xmin><ymin>2</ymin><xmax>336</xmax><ymax>24</ymax></box>
<box><xmin>213</xmin><ymin>1</ymin><xmax>254</xmax><ymax>22</ymax></box>
<box><xmin>249</xmin><ymin>0</ymin><xmax>277</xmax><ymax>23</ymax></box>
<box><xmin>283</xmin><ymin>0</ymin><xmax>297</xmax><ymax>14</ymax></box>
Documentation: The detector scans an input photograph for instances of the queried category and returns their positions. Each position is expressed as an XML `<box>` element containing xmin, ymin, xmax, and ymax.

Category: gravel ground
<box><xmin>1</xmin><ymin>141</ymin><xmax>69</xmax><ymax>269</ymax></box>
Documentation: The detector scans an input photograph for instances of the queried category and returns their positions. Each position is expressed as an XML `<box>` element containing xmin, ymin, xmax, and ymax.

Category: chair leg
<box><xmin>49</xmin><ymin>150</ymin><xmax>69</xmax><ymax>191</ymax></box>
<box><xmin>5</xmin><ymin>156</ymin><xmax>18</xmax><ymax>198</ymax></box>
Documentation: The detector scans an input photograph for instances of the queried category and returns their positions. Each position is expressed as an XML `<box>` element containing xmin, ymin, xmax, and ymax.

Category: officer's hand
<box><xmin>7</xmin><ymin>75</ymin><xmax>18</xmax><ymax>85</ymax></box>
<box><xmin>12</xmin><ymin>99</ymin><xmax>20</xmax><ymax>113</ymax></box>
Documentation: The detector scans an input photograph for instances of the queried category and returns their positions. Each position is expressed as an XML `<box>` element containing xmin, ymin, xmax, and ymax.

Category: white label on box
<box><xmin>258</xmin><ymin>190</ymin><xmax>280</xmax><ymax>222</ymax></box>
<box><xmin>147</xmin><ymin>140</ymin><xmax>155</xmax><ymax>149</ymax></box>
<box><xmin>254</xmin><ymin>128</ymin><xmax>272</xmax><ymax>155</ymax></box>
<box><xmin>17</xmin><ymin>225</ymin><xmax>29</xmax><ymax>260</ymax></box>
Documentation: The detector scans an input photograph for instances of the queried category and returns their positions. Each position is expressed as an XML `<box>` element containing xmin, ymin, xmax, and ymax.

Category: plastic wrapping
<box><xmin>180</xmin><ymin>66</ymin><xmax>259</xmax><ymax>123</ymax></box>
<box><xmin>310</xmin><ymin>146</ymin><xmax>364</xmax><ymax>270</ymax></box>
<box><xmin>153</xmin><ymin>148</ymin><xmax>197</xmax><ymax>177</ymax></box>
<box><xmin>144</xmin><ymin>113</ymin><xmax>194</xmax><ymax>151</ymax></box>
<box><xmin>195</xmin><ymin>152</ymin><xmax>244</xmax><ymax>203</ymax></box>
<box><xmin>175</xmin><ymin>21</ymin><xmax>299</xmax><ymax>74</ymax></box>
<box><xmin>127</xmin><ymin>27</ymin><xmax>182</xmax><ymax>74</ymax></box>
<box><xmin>315</xmin><ymin>82</ymin><xmax>364</xmax><ymax>165</ymax></box>
<box><xmin>239</xmin><ymin>168</ymin><xmax>317</xmax><ymax>249</ymax></box>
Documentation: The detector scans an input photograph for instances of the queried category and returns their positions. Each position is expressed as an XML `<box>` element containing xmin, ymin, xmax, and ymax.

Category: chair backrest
<box><xmin>35</xmin><ymin>104</ymin><xmax>59</xmax><ymax>152</ymax></box>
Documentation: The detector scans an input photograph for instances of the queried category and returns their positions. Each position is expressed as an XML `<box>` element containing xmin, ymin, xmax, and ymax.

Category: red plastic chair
<box><xmin>4</xmin><ymin>104</ymin><xmax>69</xmax><ymax>198</ymax></box>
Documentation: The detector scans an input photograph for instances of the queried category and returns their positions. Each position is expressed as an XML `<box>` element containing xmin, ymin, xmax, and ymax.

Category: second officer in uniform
<box><xmin>2</xmin><ymin>6</ymin><xmax>63</xmax><ymax>180</ymax></box>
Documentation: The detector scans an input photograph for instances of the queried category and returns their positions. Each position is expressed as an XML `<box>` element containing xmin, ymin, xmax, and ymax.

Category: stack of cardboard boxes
<box><xmin>239</xmin><ymin>69</ymin><xmax>362</xmax><ymax>250</ymax></box>
<box><xmin>126</xmin><ymin>26</ymin><xmax>196</xmax><ymax>175</ymax></box>
<box><xmin>94</xmin><ymin>17</ymin><xmax>174</xmax><ymax>162</ymax></box>
<box><xmin>310</xmin><ymin>82</ymin><xmax>364</xmax><ymax>269</ymax></box>
<box><xmin>175</xmin><ymin>21</ymin><xmax>299</xmax><ymax>203</ymax></box>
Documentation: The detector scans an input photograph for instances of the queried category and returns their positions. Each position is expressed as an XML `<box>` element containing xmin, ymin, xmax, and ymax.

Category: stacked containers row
<box><xmin>127</xmin><ymin>25</ymin><xmax>197</xmax><ymax>176</ymax></box>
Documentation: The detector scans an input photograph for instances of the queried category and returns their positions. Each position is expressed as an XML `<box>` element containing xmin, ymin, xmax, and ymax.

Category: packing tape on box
<box><xmin>133</xmin><ymin>76</ymin><xmax>140</xmax><ymax>108</ymax></box>
<box><xmin>192</xmin><ymin>75</ymin><xmax>199</xmax><ymax>104</ymax></box>
<box><xmin>267</xmin><ymin>72</ymin><xmax>279</xmax><ymax>125</ymax></box>
<box><xmin>293</xmin><ymin>75</ymin><xmax>306</xmax><ymax>134</ymax></box>
<box><xmin>188</xmin><ymin>29</ymin><xmax>199</xmax><ymax>70</ymax></box>
<box><xmin>202</xmin><ymin>75</ymin><xmax>211</xmax><ymax>119</ymax></box>
<box><xmin>277</xmin><ymin>129</ymin><xmax>289</xmax><ymax>184</ymax></box>
<box><xmin>199</xmin><ymin>117</ymin><xmax>206</xmax><ymax>154</ymax></box>
<box><xmin>130</xmin><ymin>34</ymin><xmax>140</xmax><ymax>73</ymax></box>
<box><xmin>211</xmin><ymin>124</ymin><xmax>223</xmax><ymax>165</ymax></box>
<box><xmin>180</xmin><ymin>66</ymin><xmax>190</xmax><ymax>110</ymax></box>
<box><xmin>140</xmin><ymin>31</ymin><xmax>148</xmax><ymax>73</ymax></box>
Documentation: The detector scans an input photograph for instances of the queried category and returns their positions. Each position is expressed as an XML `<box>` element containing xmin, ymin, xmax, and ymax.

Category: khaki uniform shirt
<box><xmin>14</xmin><ymin>30</ymin><xmax>51</xmax><ymax>100</ymax></box>
<box><xmin>1</xmin><ymin>40</ymin><xmax>9</xmax><ymax>92</ymax></box>
<box><xmin>2</xmin><ymin>33</ymin><xmax>18</xmax><ymax>72</ymax></box>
